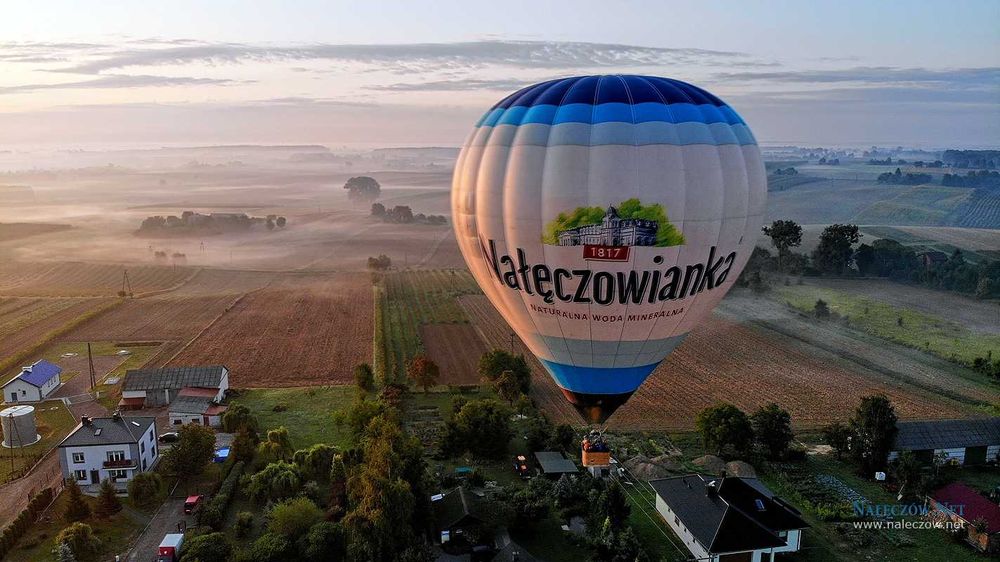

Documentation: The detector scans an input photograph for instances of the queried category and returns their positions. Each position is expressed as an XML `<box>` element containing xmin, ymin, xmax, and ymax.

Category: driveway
<box><xmin>125</xmin><ymin>496</ymin><xmax>196</xmax><ymax>562</ymax></box>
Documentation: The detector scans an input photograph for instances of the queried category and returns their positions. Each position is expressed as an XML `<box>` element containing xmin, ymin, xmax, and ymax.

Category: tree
<box><xmin>854</xmin><ymin>243</ymin><xmax>875</xmax><ymax>276</ymax></box>
<box><xmin>162</xmin><ymin>423</ymin><xmax>216</xmax><ymax>477</ymax></box>
<box><xmin>761</xmin><ymin>220</ymin><xmax>803</xmax><ymax>271</ymax></box>
<box><xmin>751</xmin><ymin>403</ymin><xmax>794</xmax><ymax>460</ymax></box>
<box><xmin>814</xmin><ymin>298</ymin><xmax>831</xmax><ymax>318</ymax></box>
<box><xmin>267</xmin><ymin>497</ymin><xmax>325</xmax><ymax>539</ymax></box>
<box><xmin>231</xmin><ymin>425</ymin><xmax>259</xmax><ymax>463</ymax></box>
<box><xmin>293</xmin><ymin>443</ymin><xmax>337</xmax><ymax>479</ymax></box>
<box><xmin>551</xmin><ymin>424</ymin><xmax>576</xmax><ymax>451</ymax></box>
<box><xmin>891</xmin><ymin>451</ymin><xmax>924</xmax><ymax>500</ymax></box>
<box><xmin>64</xmin><ymin>478</ymin><xmax>91</xmax><ymax>523</ymax></box>
<box><xmin>821</xmin><ymin>422</ymin><xmax>851</xmax><ymax>460</ymax></box>
<box><xmin>276</xmin><ymin>216</ymin><xmax>287</xmax><ymax>228</ymax></box>
<box><xmin>179</xmin><ymin>532</ymin><xmax>231</xmax><ymax>562</ymax></box>
<box><xmin>55</xmin><ymin>523</ymin><xmax>100</xmax><ymax>562</ymax></box>
<box><xmin>494</xmin><ymin>369</ymin><xmax>522</xmax><ymax>405</ymax></box>
<box><xmin>849</xmin><ymin>394</ymin><xmax>898</xmax><ymax>475</ymax></box>
<box><xmin>54</xmin><ymin>541</ymin><xmax>77</xmax><ymax>562</ymax></box>
<box><xmin>266</xmin><ymin>218</ymin><xmax>275</xmax><ymax>231</ymax></box>
<box><xmin>248</xmin><ymin>461</ymin><xmax>303</xmax><ymax>504</ymax></box>
<box><xmin>344</xmin><ymin>176</ymin><xmax>381</xmax><ymax>203</ymax></box>
<box><xmin>222</xmin><ymin>404</ymin><xmax>259</xmax><ymax>434</ymax></box>
<box><xmin>812</xmin><ymin>224</ymin><xmax>861</xmax><ymax>275</ymax></box>
<box><xmin>443</xmin><ymin>399</ymin><xmax>513</xmax><ymax>459</ymax></box>
<box><xmin>507</xmin><ymin>479</ymin><xmax>551</xmax><ymax>527</ymax></box>
<box><xmin>303</xmin><ymin>521</ymin><xmax>347</xmax><ymax>562</ymax></box>
<box><xmin>479</xmin><ymin>349</ymin><xmax>531</xmax><ymax>393</ymax></box>
<box><xmin>334</xmin><ymin>398</ymin><xmax>386</xmax><ymax>440</ymax></box>
<box><xmin>695</xmin><ymin>403</ymin><xmax>754</xmax><ymax>458</ymax></box>
<box><xmin>127</xmin><ymin>472</ymin><xmax>163</xmax><ymax>508</ymax></box>
<box><xmin>234</xmin><ymin>511</ymin><xmax>254</xmax><ymax>538</ymax></box>
<box><xmin>239</xmin><ymin>533</ymin><xmax>293</xmax><ymax>562</ymax></box>
<box><xmin>95</xmin><ymin>479</ymin><xmax>121</xmax><ymax>518</ymax></box>
<box><xmin>406</xmin><ymin>355</ymin><xmax>439</xmax><ymax>393</ymax></box>
<box><xmin>257</xmin><ymin>427</ymin><xmax>295</xmax><ymax>464</ymax></box>
<box><xmin>525</xmin><ymin>416</ymin><xmax>554</xmax><ymax>452</ymax></box>
<box><xmin>354</xmin><ymin>363</ymin><xmax>375</xmax><ymax>393</ymax></box>
<box><xmin>600</xmin><ymin>484</ymin><xmax>631</xmax><ymax>530</ymax></box>
<box><xmin>370</xmin><ymin>202</ymin><xmax>386</xmax><ymax>217</ymax></box>
<box><xmin>328</xmin><ymin>457</ymin><xmax>348</xmax><ymax>519</ymax></box>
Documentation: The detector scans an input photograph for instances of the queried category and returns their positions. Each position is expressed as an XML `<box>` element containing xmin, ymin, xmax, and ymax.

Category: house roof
<box><xmin>534</xmin><ymin>451</ymin><xmax>578</xmax><ymax>474</ymax></box>
<box><xmin>916</xmin><ymin>250</ymin><xmax>948</xmax><ymax>262</ymax></box>
<box><xmin>169</xmin><ymin>394</ymin><xmax>214</xmax><ymax>415</ymax></box>
<box><xmin>433</xmin><ymin>487</ymin><xmax>489</xmax><ymax>530</ymax></box>
<box><xmin>894</xmin><ymin>418</ymin><xmax>1000</xmax><ymax>451</ymax></box>
<box><xmin>178</xmin><ymin>387</ymin><xmax>219</xmax><ymax>398</ymax></box>
<box><xmin>933</xmin><ymin>482</ymin><xmax>1000</xmax><ymax>534</ymax></box>
<box><xmin>58</xmin><ymin>416</ymin><xmax>155</xmax><ymax>448</ymax></box>
<box><xmin>7</xmin><ymin>360</ymin><xmax>61</xmax><ymax>388</ymax></box>
<box><xmin>649</xmin><ymin>475</ymin><xmax>807</xmax><ymax>555</ymax></box>
<box><xmin>124</xmin><ymin>366</ymin><xmax>226</xmax><ymax>392</ymax></box>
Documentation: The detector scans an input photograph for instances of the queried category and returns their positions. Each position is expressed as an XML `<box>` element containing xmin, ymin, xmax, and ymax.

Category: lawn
<box><xmin>776</xmin><ymin>284</ymin><xmax>1000</xmax><ymax>370</ymax></box>
<box><xmin>5</xmin><ymin>489</ymin><xmax>143</xmax><ymax>562</ymax></box>
<box><xmin>509</xmin><ymin>514</ymin><xmax>590</xmax><ymax>562</ymax></box>
<box><xmin>0</xmin><ymin>399</ymin><xmax>76</xmax><ymax>484</ymax></box>
<box><xmin>229</xmin><ymin>386</ymin><xmax>355</xmax><ymax>449</ymax></box>
<box><xmin>618</xmin><ymin>480</ymin><xmax>688</xmax><ymax>562</ymax></box>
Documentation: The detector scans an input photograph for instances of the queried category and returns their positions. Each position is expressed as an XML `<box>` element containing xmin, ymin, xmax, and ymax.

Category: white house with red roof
<box><xmin>3</xmin><ymin>359</ymin><xmax>62</xmax><ymax>403</ymax></box>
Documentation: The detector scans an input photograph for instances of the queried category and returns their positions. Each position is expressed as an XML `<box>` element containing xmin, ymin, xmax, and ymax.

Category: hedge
<box><xmin>199</xmin><ymin>461</ymin><xmax>245</xmax><ymax>530</ymax></box>
<box><xmin>0</xmin><ymin>487</ymin><xmax>54</xmax><ymax>558</ymax></box>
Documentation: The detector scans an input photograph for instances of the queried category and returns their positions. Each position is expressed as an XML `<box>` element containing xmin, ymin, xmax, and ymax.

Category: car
<box><xmin>183</xmin><ymin>495</ymin><xmax>204</xmax><ymax>515</ymax></box>
<box><xmin>158</xmin><ymin>432</ymin><xmax>180</xmax><ymax>443</ymax></box>
<box><xmin>512</xmin><ymin>455</ymin><xmax>530</xmax><ymax>478</ymax></box>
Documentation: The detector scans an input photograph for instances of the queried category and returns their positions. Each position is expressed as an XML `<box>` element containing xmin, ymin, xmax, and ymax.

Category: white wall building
<box><xmin>3</xmin><ymin>360</ymin><xmax>62</xmax><ymax>403</ymax></box>
<box><xmin>888</xmin><ymin>418</ymin><xmax>1000</xmax><ymax>466</ymax></box>
<box><xmin>650</xmin><ymin>475</ymin><xmax>807</xmax><ymax>562</ymax></box>
<box><xmin>121</xmin><ymin>365</ymin><xmax>228</xmax><ymax>409</ymax></box>
<box><xmin>58</xmin><ymin>415</ymin><xmax>158</xmax><ymax>487</ymax></box>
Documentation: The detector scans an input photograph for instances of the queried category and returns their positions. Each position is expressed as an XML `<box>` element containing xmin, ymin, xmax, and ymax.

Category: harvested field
<box><xmin>0</xmin><ymin>223</ymin><xmax>71</xmax><ymax>242</ymax></box>
<box><xmin>0</xmin><ymin>297</ymin><xmax>116</xmax><ymax>362</ymax></box>
<box><xmin>0</xmin><ymin>262</ymin><xmax>195</xmax><ymax>297</ymax></box>
<box><xmin>460</xmin><ymin>294</ymin><xmax>979</xmax><ymax>430</ymax></box>
<box><xmin>419</xmin><ymin>324</ymin><xmax>487</xmax><ymax>385</ymax></box>
<box><xmin>168</xmin><ymin>273</ymin><xmax>373</xmax><ymax>386</ymax></box>
<box><xmin>59</xmin><ymin>295</ymin><xmax>240</xmax><ymax>342</ymax></box>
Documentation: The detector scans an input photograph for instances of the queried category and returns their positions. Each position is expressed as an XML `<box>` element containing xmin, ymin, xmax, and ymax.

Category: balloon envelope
<box><xmin>452</xmin><ymin>75</ymin><xmax>766</xmax><ymax>423</ymax></box>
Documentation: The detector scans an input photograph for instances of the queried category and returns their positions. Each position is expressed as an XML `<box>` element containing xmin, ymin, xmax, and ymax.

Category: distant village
<box><xmin>137</xmin><ymin>211</ymin><xmax>288</xmax><ymax>236</ymax></box>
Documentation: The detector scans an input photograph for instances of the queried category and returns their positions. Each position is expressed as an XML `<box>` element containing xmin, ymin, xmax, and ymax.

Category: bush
<box><xmin>267</xmin><ymin>497</ymin><xmax>324</xmax><ymax>539</ymax></box>
<box><xmin>54</xmin><ymin>523</ymin><xmax>101</xmax><ymax>562</ymax></box>
<box><xmin>127</xmin><ymin>472</ymin><xmax>164</xmax><ymax>509</ymax></box>
<box><xmin>95</xmin><ymin>479</ymin><xmax>121</xmax><ymax>518</ymax></box>
<box><xmin>179</xmin><ymin>532</ymin><xmax>231</xmax><ymax>562</ymax></box>
<box><xmin>199</xmin><ymin>461</ymin><xmax>245</xmax><ymax>529</ymax></box>
<box><xmin>234</xmin><ymin>512</ymin><xmax>254</xmax><ymax>538</ymax></box>
<box><xmin>63</xmin><ymin>480</ymin><xmax>90</xmax><ymax>523</ymax></box>
<box><xmin>0</xmin><ymin>487</ymin><xmax>53</xmax><ymax>559</ymax></box>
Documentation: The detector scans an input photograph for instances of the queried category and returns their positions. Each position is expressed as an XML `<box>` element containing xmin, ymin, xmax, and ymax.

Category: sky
<box><xmin>1</xmin><ymin>0</ymin><xmax>998</xmax><ymax>148</ymax></box>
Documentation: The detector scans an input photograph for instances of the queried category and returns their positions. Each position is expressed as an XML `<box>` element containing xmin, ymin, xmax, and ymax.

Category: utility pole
<box><xmin>87</xmin><ymin>343</ymin><xmax>97</xmax><ymax>390</ymax></box>
<box><xmin>510</xmin><ymin>332</ymin><xmax>516</xmax><ymax>353</ymax></box>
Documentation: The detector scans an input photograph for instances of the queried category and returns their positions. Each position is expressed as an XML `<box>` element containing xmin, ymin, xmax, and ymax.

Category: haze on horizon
<box><xmin>1</xmin><ymin>0</ymin><xmax>998</xmax><ymax>150</ymax></box>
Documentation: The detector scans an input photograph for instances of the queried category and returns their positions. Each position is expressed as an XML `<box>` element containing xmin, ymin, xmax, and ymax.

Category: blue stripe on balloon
<box><xmin>477</xmin><ymin>102</ymin><xmax>745</xmax><ymax>127</ymax></box>
<box><xmin>471</xmin><ymin>121</ymin><xmax>757</xmax><ymax>147</ymax></box>
<box><xmin>540</xmin><ymin>359</ymin><xmax>659</xmax><ymax>395</ymax></box>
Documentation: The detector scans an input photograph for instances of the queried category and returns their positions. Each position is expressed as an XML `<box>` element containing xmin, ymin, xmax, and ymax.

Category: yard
<box><xmin>228</xmin><ymin>386</ymin><xmax>354</xmax><ymax>449</ymax></box>
<box><xmin>0</xmin><ymin>399</ymin><xmax>75</xmax><ymax>484</ymax></box>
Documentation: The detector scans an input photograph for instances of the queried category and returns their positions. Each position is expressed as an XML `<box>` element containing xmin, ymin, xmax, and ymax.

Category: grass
<box><xmin>777</xmin><ymin>284</ymin><xmax>1000</xmax><ymax>370</ymax></box>
<box><xmin>229</xmin><ymin>386</ymin><xmax>355</xmax><ymax>449</ymax></box>
<box><xmin>509</xmin><ymin>514</ymin><xmax>590</xmax><ymax>562</ymax></box>
<box><xmin>5</xmin><ymin>489</ymin><xmax>143</xmax><ymax>562</ymax></box>
<box><xmin>0</xmin><ymin>399</ymin><xmax>76</xmax><ymax>484</ymax></box>
<box><xmin>619</xmin><ymin>481</ymin><xmax>687</xmax><ymax>562</ymax></box>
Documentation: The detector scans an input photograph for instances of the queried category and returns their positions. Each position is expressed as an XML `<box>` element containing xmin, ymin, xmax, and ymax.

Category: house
<box><xmin>3</xmin><ymin>360</ymin><xmax>62</xmax><ymax>403</ymax></box>
<box><xmin>916</xmin><ymin>250</ymin><xmax>948</xmax><ymax>269</ymax></box>
<box><xmin>58</xmin><ymin>414</ymin><xmax>158</xmax><ymax>488</ymax></box>
<box><xmin>889</xmin><ymin>418</ymin><xmax>1000</xmax><ymax>465</ymax></box>
<box><xmin>929</xmin><ymin>482</ymin><xmax>1000</xmax><ymax>554</ymax></box>
<box><xmin>533</xmin><ymin>451</ymin><xmax>578</xmax><ymax>477</ymax></box>
<box><xmin>556</xmin><ymin>205</ymin><xmax>659</xmax><ymax>247</ymax></box>
<box><xmin>650</xmin><ymin>475</ymin><xmax>808</xmax><ymax>562</ymax></box>
<box><xmin>120</xmin><ymin>365</ymin><xmax>228</xmax><ymax>409</ymax></box>
<box><xmin>433</xmin><ymin>487</ymin><xmax>491</xmax><ymax>545</ymax></box>
<box><xmin>168</xmin><ymin>387</ymin><xmax>228</xmax><ymax>427</ymax></box>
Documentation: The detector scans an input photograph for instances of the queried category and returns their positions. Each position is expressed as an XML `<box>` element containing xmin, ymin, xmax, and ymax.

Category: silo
<box><xmin>1</xmin><ymin>405</ymin><xmax>40</xmax><ymax>448</ymax></box>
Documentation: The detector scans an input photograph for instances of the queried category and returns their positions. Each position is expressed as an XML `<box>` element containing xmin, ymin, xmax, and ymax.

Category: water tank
<box><xmin>1</xmin><ymin>405</ymin><xmax>40</xmax><ymax>448</ymax></box>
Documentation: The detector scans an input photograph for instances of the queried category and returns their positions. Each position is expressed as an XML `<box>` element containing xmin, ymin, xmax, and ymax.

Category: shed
<box><xmin>889</xmin><ymin>418</ymin><xmax>1000</xmax><ymax>465</ymax></box>
<box><xmin>533</xmin><ymin>451</ymin><xmax>578</xmax><ymax>476</ymax></box>
<box><xmin>3</xmin><ymin>360</ymin><xmax>62</xmax><ymax>403</ymax></box>
<box><xmin>433</xmin><ymin>487</ymin><xmax>489</xmax><ymax>544</ymax></box>
<box><xmin>121</xmin><ymin>365</ymin><xmax>228</xmax><ymax>407</ymax></box>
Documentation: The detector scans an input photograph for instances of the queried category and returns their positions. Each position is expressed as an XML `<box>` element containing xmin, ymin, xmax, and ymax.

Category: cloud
<box><xmin>714</xmin><ymin>66</ymin><xmax>1000</xmax><ymax>87</ymax></box>
<box><xmin>0</xmin><ymin>74</ymin><xmax>243</xmax><ymax>94</ymax></box>
<box><xmin>366</xmin><ymin>78</ymin><xmax>540</xmax><ymax>92</ymax></box>
<box><xmin>50</xmin><ymin>40</ymin><xmax>753</xmax><ymax>75</ymax></box>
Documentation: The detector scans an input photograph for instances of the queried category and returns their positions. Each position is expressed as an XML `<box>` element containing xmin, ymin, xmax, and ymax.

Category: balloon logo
<box><xmin>452</xmin><ymin>75</ymin><xmax>766</xmax><ymax>423</ymax></box>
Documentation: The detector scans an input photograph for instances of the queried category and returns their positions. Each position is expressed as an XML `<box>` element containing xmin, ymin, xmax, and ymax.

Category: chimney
<box><xmin>112</xmin><ymin>410</ymin><xmax>122</xmax><ymax>421</ymax></box>
<box><xmin>706</xmin><ymin>480</ymin><xmax>718</xmax><ymax>496</ymax></box>
<box><xmin>81</xmin><ymin>416</ymin><xmax>91</xmax><ymax>426</ymax></box>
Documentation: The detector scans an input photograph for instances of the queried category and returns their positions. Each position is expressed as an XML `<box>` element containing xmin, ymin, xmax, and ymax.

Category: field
<box><xmin>777</xmin><ymin>284</ymin><xmax>1000</xmax><ymax>367</ymax></box>
<box><xmin>378</xmin><ymin>269</ymin><xmax>481</xmax><ymax>382</ymax></box>
<box><xmin>948</xmin><ymin>186</ymin><xmax>1000</xmax><ymax>228</ymax></box>
<box><xmin>229</xmin><ymin>386</ymin><xmax>354</xmax><ymax>449</ymax></box>
<box><xmin>168</xmin><ymin>273</ymin><xmax>373</xmax><ymax>387</ymax></box>
<box><xmin>0</xmin><ymin>262</ymin><xmax>195</xmax><ymax>297</ymax></box>
<box><xmin>859</xmin><ymin>225</ymin><xmax>1000</xmax><ymax>263</ymax></box>
<box><xmin>0</xmin><ymin>222</ymin><xmax>71</xmax><ymax>242</ymax></box>
<box><xmin>419</xmin><ymin>324</ymin><xmax>487</xmax><ymax>385</ymax></box>
<box><xmin>460</xmin><ymin>294</ymin><xmax>979</xmax><ymax>430</ymax></box>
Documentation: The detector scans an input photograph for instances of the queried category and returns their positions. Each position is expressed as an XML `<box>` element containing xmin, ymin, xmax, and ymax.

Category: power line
<box><xmin>609</xmin><ymin>471</ymin><xmax>688</xmax><ymax>558</ymax></box>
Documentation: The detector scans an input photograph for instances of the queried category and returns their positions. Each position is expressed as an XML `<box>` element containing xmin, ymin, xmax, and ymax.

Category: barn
<box><xmin>120</xmin><ymin>365</ymin><xmax>228</xmax><ymax>409</ymax></box>
<box><xmin>3</xmin><ymin>360</ymin><xmax>62</xmax><ymax>403</ymax></box>
<box><xmin>889</xmin><ymin>418</ymin><xmax>1000</xmax><ymax>465</ymax></box>
<box><xmin>168</xmin><ymin>387</ymin><xmax>228</xmax><ymax>427</ymax></box>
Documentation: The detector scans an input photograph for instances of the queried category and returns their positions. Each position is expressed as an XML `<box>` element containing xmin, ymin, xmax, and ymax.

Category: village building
<box><xmin>557</xmin><ymin>206</ymin><xmax>658</xmax><ymax>247</ymax></box>
<box><xmin>2</xmin><ymin>360</ymin><xmax>62</xmax><ymax>403</ymax></box>
<box><xmin>168</xmin><ymin>387</ymin><xmax>228</xmax><ymax>427</ymax></box>
<box><xmin>650</xmin><ymin>475</ymin><xmax>808</xmax><ymax>562</ymax></box>
<box><xmin>533</xmin><ymin>451</ymin><xmax>579</xmax><ymax>478</ymax></box>
<box><xmin>915</xmin><ymin>250</ymin><xmax>948</xmax><ymax>269</ymax></box>
<box><xmin>929</xmin><ymin>482</ymin><xmax>1000</xmax><ymax>554</ymax></box>
<box><xmin>120</xmin><ymin>365</ymin><xmax>228</xmax><ymax>409</ymax></box>
<box><xmin>888</xmin><ymin>418</ymin><xmax>1000</xmax><ymax>465</ymax></box>
<box><xmin>57</xmin><ymin>414</ymin><xmax>158</xmax><ymax>489</ymax></box>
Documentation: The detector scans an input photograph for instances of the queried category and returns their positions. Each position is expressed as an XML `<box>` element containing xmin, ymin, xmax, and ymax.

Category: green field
<box><xmin>229</xmin><ymin>386</ymin><xmax>355</xmax><ymax>449</ymax></box>
<box><xmin>377</xmin><ymin>269</ymin><xmax>481</xmax><ymax>382</ymax></box>
<box><xmin>777</xmin><ymin>284</ymin><xmax>1000</xmax><ymax>369</ymax></box>
<box><xmin>0</xmin><ymin>399</ymin><xmax>75</xmax><ymax>484</ymax></box>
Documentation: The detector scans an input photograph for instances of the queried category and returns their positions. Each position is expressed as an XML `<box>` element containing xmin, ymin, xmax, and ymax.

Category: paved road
<box><xmin>126</xmin><ymin>496</ymin><xmax>195</xmax><ymax>562</ymax></box>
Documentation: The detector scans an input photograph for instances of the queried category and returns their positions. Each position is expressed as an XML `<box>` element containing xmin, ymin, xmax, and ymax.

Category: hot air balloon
<box><xmin>452</xmin><ymin>75</ymin><xmax>766</xmax><ymax>424</ymax></box>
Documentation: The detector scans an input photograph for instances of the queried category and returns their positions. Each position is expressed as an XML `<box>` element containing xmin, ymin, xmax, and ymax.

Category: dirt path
<box><xmin>125</xmin><ymin>496</ymin><xmax>195</xmax><ymax>562</ymax></box>
<box><xmin>802</xmin><ymin>277</ymin><xmax>1000</xmax><ymax>334</ymax></box>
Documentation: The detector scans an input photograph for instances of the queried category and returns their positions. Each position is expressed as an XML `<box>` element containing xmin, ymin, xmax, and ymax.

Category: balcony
<box><xmin>103</xmin><ymin>459</ymin><xmax>136</xmax><ymax>469</ymax></box>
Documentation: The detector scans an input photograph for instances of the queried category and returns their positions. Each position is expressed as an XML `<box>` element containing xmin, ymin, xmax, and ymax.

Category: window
<box><xmin>107</xmin><ymin>450</ymin><xmax>125</xmax><ymax>462</ymax></box>
<box><xmin>108</xmin><ymin>469</ymin><xmax>128</xmax><ymax>479</ymax></box>
<box><xmin>74</xmin><ymin>470</ymin><xmax>87</xmax><ymax>481</ymax></box>
<box><xmin>72</xmin><ymin>452</ymin><xmax>85</xmax><ymax>463</ymax></box>
<box><xmin>151</xmin><ymin>445</ymin><xmax>156</xmax><ymax>457</ymax></box>
<box><xmin>673</xmin><ymin>516</ymin><xmax>679</xmax><ymax>525</ymax></box>
<box><xmin>778</xmin><ymin>530</ymin><xmax>788</xmax><ymax>538</ymax></box>
<box><xmin>142</xmin><ymin>459</ymin><xmax>147</xmax><ymax>471</ymax></box>
<box><xmin>173</xmin><ymin>419</ymin><xmax>183</xmax><ymax>425</ymax></box>
<box><xmin>140</xmin><ymin>442</ymin><xmax>145</xmax><ymax>453</ymax></box>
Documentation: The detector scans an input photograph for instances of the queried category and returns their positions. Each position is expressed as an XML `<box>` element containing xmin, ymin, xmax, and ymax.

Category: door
<box><xmin>965</xmin><ymin>446</ymin><xmax>988</xmax><ymax>465</ymax></box>
<box><xmin>90</xmin><ymin>470</ymin><xmax>100</xmax><ymax>483</ymax></box>
<box><xmin>9</xmin><ymin>392</ymin><xmax>16</xmax><ymax>402</ymax></box>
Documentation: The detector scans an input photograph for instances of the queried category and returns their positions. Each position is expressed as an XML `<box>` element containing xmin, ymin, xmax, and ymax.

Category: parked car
<box><xmin>158</xmin><ymin>432</ymin><xmax>180</xmax><ymax>443</ymax></box>
<box><xmin>183</xmin><ymin>495</ymin><xmax>203</xmax><ymax>515</ymax></box>
<box><xmin>157</xmin><ymin>533</ymin><xmax>184</xmax><ymax>562</ymax></box>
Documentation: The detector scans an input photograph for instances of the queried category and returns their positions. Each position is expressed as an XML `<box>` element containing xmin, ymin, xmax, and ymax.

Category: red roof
<box><xmin>933</xmin><ymin>482</ymin><xmax>1000</xmax><ymax>534</ymax></box>
<box><xmin>118</xmin><ymin>397</ymin><xmax>145</xmax><ymax>407</ymax></box>
<box><xmin>178</xmin><ymin>387</ymin><xmax>218</xmax><ymax>397</ymax></box>
<box><xmin>205</xmin><ymin>404</ymin><xmax>228</xmax><ymax>416</ymax></box>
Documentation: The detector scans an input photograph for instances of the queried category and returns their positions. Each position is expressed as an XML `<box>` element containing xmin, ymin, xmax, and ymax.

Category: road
<box><xmin>126</xmin><ymin>496</ymin><xmax>195</xmax><ymax>562</ymax></box>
